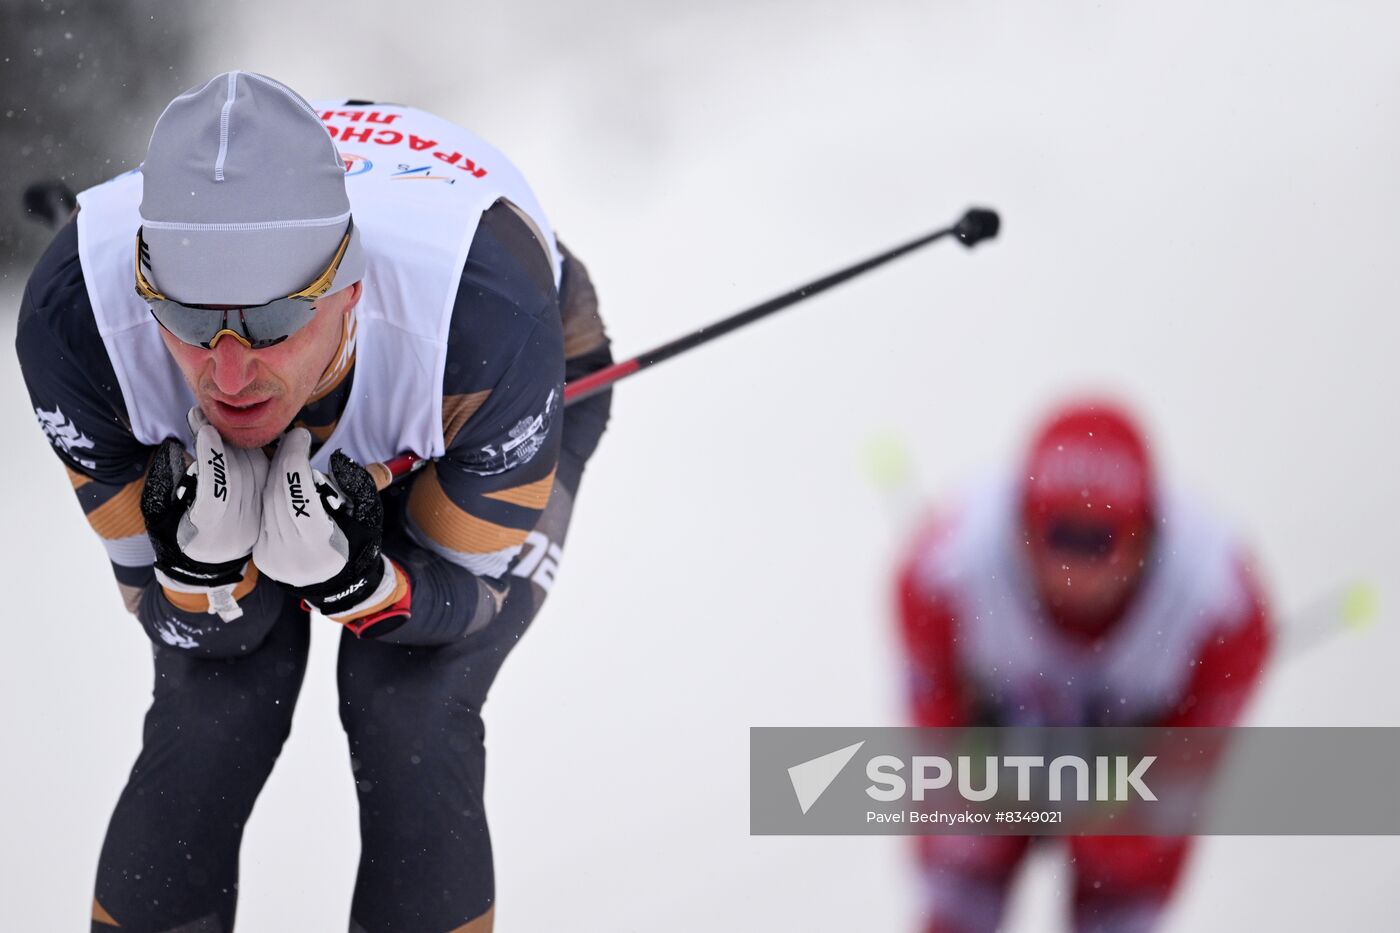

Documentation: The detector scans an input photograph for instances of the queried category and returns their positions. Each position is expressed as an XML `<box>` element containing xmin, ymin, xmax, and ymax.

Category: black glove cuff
<box><xmin>153</xmin><ymin>553</ymin><xmax>249</xmax><ymax>589</ymax></box>
<box><xmin>299</xmin><ymin>545</ymin><xmax>387</xmax><ymax>615</ymax></box>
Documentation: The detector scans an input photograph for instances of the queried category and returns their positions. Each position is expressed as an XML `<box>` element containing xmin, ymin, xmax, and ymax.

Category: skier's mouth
<box><xmin>211</xmin><ymin>397</ymin><xmax>273</xmax><ymax>424</ymax></box>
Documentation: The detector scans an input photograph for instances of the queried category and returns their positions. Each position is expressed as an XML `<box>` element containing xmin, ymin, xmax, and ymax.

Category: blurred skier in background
<box><xmin>17</xmin><ymin>72</ymin><xmax>610</xmax><ymax>931</ymax></box>
<box><xmin>894</xmin><ymin>400</ymin><xmax>1271</xmax><ymax>933</ymax></box>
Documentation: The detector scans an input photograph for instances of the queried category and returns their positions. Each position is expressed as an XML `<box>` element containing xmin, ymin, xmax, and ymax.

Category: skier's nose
<box><xmin>207</xmin><ymin>337</ymin><xmax>259</xmax><ymax>396</ymax></box>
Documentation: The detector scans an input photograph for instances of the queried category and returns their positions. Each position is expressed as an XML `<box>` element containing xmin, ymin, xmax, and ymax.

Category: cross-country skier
<box><xmin>894</xmin><ymin>400</ymin><xmax>1271</xmax><ymax>933</ymax></box>
<box><xmin>16</xmin><ymin>71</ymin><xmax>612</xmax><ymax>932</ymax></box>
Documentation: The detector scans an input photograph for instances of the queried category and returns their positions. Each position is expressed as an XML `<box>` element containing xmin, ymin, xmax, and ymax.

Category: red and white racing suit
<box><xmin>895</xmin><ymin>477</ymin><xmax>1271</xmax><ymax>933</ymax></box>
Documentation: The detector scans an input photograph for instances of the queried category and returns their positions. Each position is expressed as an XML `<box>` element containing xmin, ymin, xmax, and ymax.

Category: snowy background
<box><xmin>3</xmin><ymin>1</ymin><xmax>1399</xmax><ymax>929</ymax></box>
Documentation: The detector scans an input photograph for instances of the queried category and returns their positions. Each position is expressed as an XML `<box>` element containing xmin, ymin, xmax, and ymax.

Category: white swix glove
<box><xmin>254</xmin><ymin>428</ymin><xmax>396</xmax><ymax>622</ymax></box>
<box><xmin>141</xmin><ymin>407</ymin><xmax>268</xmax><ymax>620</ymax></box>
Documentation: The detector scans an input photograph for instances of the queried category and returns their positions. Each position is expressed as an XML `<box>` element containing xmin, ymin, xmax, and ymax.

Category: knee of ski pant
<box><xmin>337</xmin><ymin>650</ymin><xmax>486</xmax><ymax>762</ymax></box>
<box><xmin>146</xmin><ymin>639</ymin><xmax>307</xmax><ymax>756</ymax></box>
<box><xmin>143</xmin><ymin>671</ymin><xmax>302</xmax><ymax>771</ymax></box>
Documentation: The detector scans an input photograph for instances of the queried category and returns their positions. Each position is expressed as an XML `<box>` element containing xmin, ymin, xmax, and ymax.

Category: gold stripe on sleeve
<box><xmin>92</xmin><ymin>898</ymin><xmax>120</xmax><ymax>926</ymax></box>
<box><xmin>66</xmin><ymin>466</ymin><xmax>93</xmax><ymax>490</ymax></box>
<box><xmin>161</xmin><ymin>588</ymin><xmax>210</xmax><ymax>614</ymax></box>
<box><xmin>407</xmin><ymin>465</ymin><xmax>529</xmax><ymax>555</ymax></box>
<box><xmin>160</xmin><ymin>564</ymin><xmax>259</xmax><ymax>614</ymax></box>
<box><xmin>445</xmin><ymin>904</ymin><xmax>495</xmax><ymax>933</ymax></box>
<box><xmin>482</xmin><ymin>467</ymin><xmax>556</xmax><ymax>510</ymax></box>
<box><xmin>87</xmin><ymin>478</ymin><xmax>147</xmax><ymax>540</ymax></box>
<box><xmin>443</xmin><ymin>390</ymin><xmax>492</xmax><ymax>447</ymax></box>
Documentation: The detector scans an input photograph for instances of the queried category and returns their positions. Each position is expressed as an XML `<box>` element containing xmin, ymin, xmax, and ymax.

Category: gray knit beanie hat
<box><xmin>139</xmin><ymin>71</ymin><xmax>364</xmax><ymax>306</ymax></box>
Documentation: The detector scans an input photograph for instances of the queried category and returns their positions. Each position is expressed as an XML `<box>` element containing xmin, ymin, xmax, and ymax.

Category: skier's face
<box><xmin>1023</xmin><ymin>516</ymin><xmax>1151</xmax><ymax>634</ymax></box>
<box><xmin>160</xmin><ymin>282</ymin><xmax>362</xmax><ymax>449</ymax></box>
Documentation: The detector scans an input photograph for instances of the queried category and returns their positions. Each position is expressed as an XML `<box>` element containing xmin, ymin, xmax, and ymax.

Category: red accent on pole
<box><xmin>382</xmin><ymin>451</ymin><xmax>422</xmax><ymax>480</ymax></box>
<box><xmin>563</xmin><ymin>358</ymin><xmax>640</xmax><ymax>405</ymax></box>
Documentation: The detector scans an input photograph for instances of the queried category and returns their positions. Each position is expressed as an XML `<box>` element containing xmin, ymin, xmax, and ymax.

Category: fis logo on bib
<box><xmin>341</xmin><ymin>152</ymin><xmax>373</xmax><ymax>177</ymax></box>
<box><xmin>393</xmin><ymin>164</ymin><xmax>455</xmax><ymax>183</ymax></box>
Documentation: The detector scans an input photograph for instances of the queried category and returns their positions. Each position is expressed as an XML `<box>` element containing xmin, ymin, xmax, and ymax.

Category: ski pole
<box><xmin>563</xmin><ymin>207</ymin><xmax>998</xmax><ymax>405</ymax></box>
<box><xmin>380</xmin><ymin>207</ymin><xmax>1000</xmax><ymax>481</ymax></box>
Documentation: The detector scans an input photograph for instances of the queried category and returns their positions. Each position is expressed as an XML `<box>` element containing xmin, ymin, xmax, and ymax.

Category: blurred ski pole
<box><xmin>862</xmin><ymin>429</ymin><xmax>926</xmax><ymax>535</ymax></box>
<box><xmin>1275</xmin><ymin>580</ymin><xmax>1380</xmax><ymax>662</ymax></box>
<box><xmin>22</xmin><ymin>179</ymin><xmax>77</xmax><ymax>229</ymax></box>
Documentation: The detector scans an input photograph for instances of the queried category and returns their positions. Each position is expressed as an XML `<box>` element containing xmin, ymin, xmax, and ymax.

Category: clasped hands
<box><xmin>140</xmin><ymin>408</ymin><xmax>394</xmax><ymax>624</ymax></box>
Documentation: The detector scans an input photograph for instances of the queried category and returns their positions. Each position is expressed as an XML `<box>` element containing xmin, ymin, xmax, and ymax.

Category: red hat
<box><xmin>1020</xmin><ymin>400</ymin><xmax>1155</xmax><ymax>535</ymax></box>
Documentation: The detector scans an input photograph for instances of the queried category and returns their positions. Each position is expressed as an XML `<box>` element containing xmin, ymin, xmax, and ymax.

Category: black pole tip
<box><xmin>22</xmin><ymin>179</ymin><xmax>78</xmax><ymax>228</ymax></box>
<box><xmin>954</xmin><ymin>207</ymin><xmax>1000</xmax><ymax>248</ymax></box>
